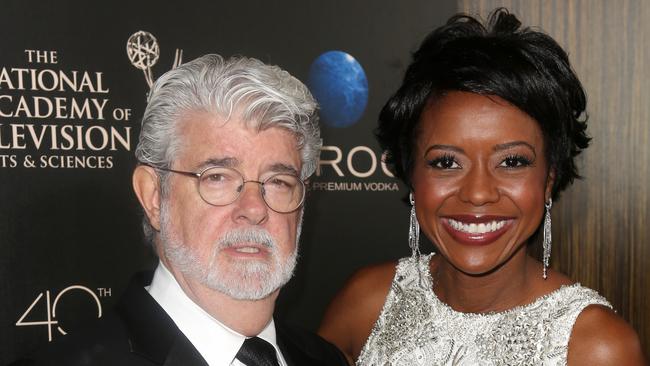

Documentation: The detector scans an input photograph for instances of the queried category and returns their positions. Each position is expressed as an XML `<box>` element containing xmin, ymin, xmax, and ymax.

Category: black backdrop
<box><xmin>0</xmin><ymin>0</ymin><xmax>456</xmax><ymax>362</ymax></box>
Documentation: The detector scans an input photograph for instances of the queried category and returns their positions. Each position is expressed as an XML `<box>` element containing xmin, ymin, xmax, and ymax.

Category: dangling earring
<box><xmin>409</xmin><ymin>192</ymin><xmax>421</xmax><ymax>258</ymax></box>
<box><xmin>542</xmin><ymin>198</ymin><xmax>553</xmax><ymax>279</ymax></box>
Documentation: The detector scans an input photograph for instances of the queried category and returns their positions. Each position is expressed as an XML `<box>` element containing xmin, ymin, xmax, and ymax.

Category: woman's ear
<box><xmin>133</xmin><ymin>165</ymin><xmax>162</xmax><ymax>231</ymax></box>
<box><xmin>545</xmin><ymin>168</ymin><xmax>556</xmax><ymax>202</ymax></box>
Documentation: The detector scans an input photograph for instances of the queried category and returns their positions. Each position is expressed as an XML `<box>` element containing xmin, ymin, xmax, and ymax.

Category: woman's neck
<box><xmin>432</xmin><ymin>247</ymin><xmax>540</xmax><ymax>313</ymax></box>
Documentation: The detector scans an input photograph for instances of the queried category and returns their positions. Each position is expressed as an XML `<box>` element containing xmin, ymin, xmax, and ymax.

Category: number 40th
<box><xmin>15</xmin><ymin>286</ymin><xmax>106</xmax><ymax>341</ymax></box>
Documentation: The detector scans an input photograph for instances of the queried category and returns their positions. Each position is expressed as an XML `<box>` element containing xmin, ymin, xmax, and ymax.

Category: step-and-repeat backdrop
<box><xmin>0</xmin><ymin>0</ymin><xmax>456</xmax><ymax>362</ymax></box>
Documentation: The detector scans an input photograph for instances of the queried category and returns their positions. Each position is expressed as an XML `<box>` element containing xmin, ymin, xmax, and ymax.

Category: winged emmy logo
<box><xmin>126</xmin><ymin>31</ymin><xmax>183</xmax><ymax>90</ymax></box>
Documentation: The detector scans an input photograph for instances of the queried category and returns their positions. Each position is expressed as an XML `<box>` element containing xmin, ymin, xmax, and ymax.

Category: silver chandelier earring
<box><xmin>409</xmin><ymin>192</ymin><xmax>421</xmax><ymax>258</ymax></box>
<box><xmin>542</xmin><ymin>198</ymin><xmax>553</xmax><ymax>279</ymax></box>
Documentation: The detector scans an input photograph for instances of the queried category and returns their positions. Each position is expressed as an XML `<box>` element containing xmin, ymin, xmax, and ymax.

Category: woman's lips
<box><xmin>441</xmin><ymin>215</ymin><xmax>514</xmax><ymax>246</ymax></box>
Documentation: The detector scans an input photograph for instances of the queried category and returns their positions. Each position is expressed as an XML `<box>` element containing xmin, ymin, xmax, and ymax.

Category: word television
<box><xmin>0</xmin><ymin>124</ymin><xmax>130</xmax><ymax>151</ymax></box>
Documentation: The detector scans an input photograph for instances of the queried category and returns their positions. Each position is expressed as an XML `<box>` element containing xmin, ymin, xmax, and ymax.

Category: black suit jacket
<box><xmin>12</xmin><ymin>272</ymin><xmax>349</xmax><ymax>366</ymax></box>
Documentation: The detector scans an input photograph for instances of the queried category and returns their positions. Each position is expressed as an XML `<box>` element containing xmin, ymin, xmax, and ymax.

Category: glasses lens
<box><xmin>198</xmin><ymin>167</ymin><xmax>243</xmax><ymax>206</ymax></box>
<box><xmin>262</xmin><ymin>174</ymin><xmax>305</xmax><ymax>213</ymax></box>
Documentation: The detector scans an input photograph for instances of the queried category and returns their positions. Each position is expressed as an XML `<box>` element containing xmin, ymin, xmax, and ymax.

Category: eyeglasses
<box><xmin>146</xmin><ymin>164</ymin><xmax>306</xmax><ymax>213</ymax></box>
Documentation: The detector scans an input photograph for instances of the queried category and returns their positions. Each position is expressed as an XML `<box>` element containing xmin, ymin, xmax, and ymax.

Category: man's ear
<box><xmin>133</xmin><ymin>165</ymin><xmax>162</xmax><ymax>231</ymax></box>
<box><xmin>545</xmin><ymin>168</ymin><xmax>556</xmax><ymax>202</ymax></box>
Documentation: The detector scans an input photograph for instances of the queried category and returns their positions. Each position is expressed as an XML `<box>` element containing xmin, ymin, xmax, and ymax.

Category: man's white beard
<box><xmin>159</xmin><ymin>202</ymin><xmax>299</xmax><ymax>300</ymax></box>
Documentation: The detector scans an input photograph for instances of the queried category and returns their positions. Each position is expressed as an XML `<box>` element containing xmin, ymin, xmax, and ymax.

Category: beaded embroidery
<box><xmin>357</xmin><ymin>254</ymin><xmax>611</xmax><ymax>366</ymax></box>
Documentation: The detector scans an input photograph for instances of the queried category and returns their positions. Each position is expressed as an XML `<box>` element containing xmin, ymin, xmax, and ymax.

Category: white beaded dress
<box><xmin>357</xmin><ymin>254</ymin><xmax>611</xmax><ymax>366</ymax></box>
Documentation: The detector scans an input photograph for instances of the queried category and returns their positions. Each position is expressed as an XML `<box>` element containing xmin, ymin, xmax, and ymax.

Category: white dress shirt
<box><xmin>147</xmin><ymin>261</ymin><xmax>288</xmax><ymax>366</ymax></box>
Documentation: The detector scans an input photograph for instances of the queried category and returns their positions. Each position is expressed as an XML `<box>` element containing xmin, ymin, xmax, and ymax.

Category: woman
<box><xmin>319</xmin><ymin>9</ymin><xmax>645</xmax><ymax>366</ymax></box>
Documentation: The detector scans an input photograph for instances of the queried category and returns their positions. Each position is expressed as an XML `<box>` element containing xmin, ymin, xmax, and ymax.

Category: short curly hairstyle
<box><xmin>377</xmin><ymin>8</ymin><xmax>590</xmax><ymax>199</ymax></box>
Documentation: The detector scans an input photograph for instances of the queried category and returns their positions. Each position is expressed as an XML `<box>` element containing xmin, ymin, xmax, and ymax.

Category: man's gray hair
<box><xmin>135</xmin><ymin>54</ymin><xmax>320</xmax><ymax>243</ymax></box>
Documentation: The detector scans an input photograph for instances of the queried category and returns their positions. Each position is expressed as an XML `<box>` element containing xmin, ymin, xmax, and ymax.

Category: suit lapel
<box><xmin>163</xmin><ymin>335</ymin><xmax>208</xmax><ymax>366</ymax></box>
<box><xmin>277</xmin><ymin>334</ymin><xmax>303</xmax><ymax>366</ymax></box>
<box><xmin>276</xmin><ymin>323</ymin><xmax>335</xmax><ymax>366</ymax></box>
<box><xmin>116</xmin><ymin>272</ymin><xmax>208</xmax><ymax>366</ymax></box>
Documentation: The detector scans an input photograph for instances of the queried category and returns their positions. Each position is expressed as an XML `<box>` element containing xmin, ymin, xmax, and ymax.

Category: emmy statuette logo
<box><xmin>126</xmin><ymin>31</ymin><xmax>183</xmax><ymax>89</ymax></box>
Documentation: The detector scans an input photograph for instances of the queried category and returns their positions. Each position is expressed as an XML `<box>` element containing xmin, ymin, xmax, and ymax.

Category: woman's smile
<box><xmin>442</xmin><ymin>215</ymin><xmax>515</xmax><ymax>246</ymax></box>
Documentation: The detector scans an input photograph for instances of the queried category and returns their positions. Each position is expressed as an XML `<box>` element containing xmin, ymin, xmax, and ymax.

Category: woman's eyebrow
<box><xmin>424</xmin><ymin>144</ymin><xmax>465</xmax><ymax>155</ymax></box>
<box><xmin>493</xmin><ymin>141</ymin><xmax>536</xmax><ymax>156</ymax></box>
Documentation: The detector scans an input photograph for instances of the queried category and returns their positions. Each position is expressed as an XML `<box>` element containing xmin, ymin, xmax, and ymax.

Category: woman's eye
<box><xmin>499</xmin><ymin>155</ymin><xmax>532</xmax><ymax>168</ymax></box>
<box><xmin>428</xmin><ymin>155</ymin><xmax>460</xmax><ymax>169</ymax></box>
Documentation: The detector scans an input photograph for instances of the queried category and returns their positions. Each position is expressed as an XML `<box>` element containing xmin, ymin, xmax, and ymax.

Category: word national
<box><xmin>0</xmin><ymin>67</ymin><xmax>109</xmax><ymax>93</ymax></box>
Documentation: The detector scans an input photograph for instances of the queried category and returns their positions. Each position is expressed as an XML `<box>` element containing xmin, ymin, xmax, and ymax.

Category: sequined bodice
<box><xmin>357</xmin><ymin>254</ymin><xmax>611</xmax><ymax>366</ymax></box>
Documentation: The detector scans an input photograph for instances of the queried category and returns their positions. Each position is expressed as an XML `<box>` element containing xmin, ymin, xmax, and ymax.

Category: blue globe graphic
<box><xmin>308</xmin><ymin>51</ymin><xmax>369</xmax><ymax>128</ymax></box>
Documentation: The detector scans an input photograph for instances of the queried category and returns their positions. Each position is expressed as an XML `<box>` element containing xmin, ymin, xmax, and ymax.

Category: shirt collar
<box><xmin>147</xmin><ymin>261</ymin><xmax>284</xmax><ymax>365</ymax></box>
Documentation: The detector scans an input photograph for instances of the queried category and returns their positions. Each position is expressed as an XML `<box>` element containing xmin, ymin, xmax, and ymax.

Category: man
<box><xmin>16</xmin><ymin>54</ymin><xmax>348</xmax><ymax>366</ymax></box>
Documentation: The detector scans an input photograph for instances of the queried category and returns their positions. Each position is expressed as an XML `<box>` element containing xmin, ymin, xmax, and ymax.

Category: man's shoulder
<box><xmin>277</xmin><ymin>323</ymin><xmax>350</xmax><ymax>366</ymax></box>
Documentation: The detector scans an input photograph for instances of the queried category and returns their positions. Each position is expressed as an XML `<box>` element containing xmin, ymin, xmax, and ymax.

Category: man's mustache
<box><xmin>217</xmin><ymin>228</ymin><xmax>276</xmax><ymax>249</ymax></box>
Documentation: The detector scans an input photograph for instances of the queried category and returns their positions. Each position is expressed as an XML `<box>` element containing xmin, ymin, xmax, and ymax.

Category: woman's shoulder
<box><xmin>567</xmin><ymin>300</ymin><xmax>646</xmax><ymax>365</ymax></box>
<box><xmin>527</xmin><ymin>266</ymin><xmax>646</xmax><ymax>364</ymax></box>
<box><xmin>320</xmin><ymin>259</ymin><xmax>398</xmax><ymax>327</ymax></box>
<box><xmin>328</xmin><ymin>260</ymin><xmax>400</xmax><ymax>310</ymax></box>
<box><xmin>349</xmin><ymin>260</ymin><xmax>399</xmax><ymax>289</ymax></box>
<box><xmin>318</xmin><ymin>260</ymin><xmax>400</xmax><ymax>363</ymax></box>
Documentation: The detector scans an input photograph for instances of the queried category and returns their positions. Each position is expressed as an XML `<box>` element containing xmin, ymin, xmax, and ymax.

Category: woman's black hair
<box><xmin>377</xmin><ymin>8</ymin><xmax>590</xmax><ymax>199</ymax></box>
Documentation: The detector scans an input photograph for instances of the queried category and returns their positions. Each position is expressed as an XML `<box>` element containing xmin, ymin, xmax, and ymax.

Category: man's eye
<box><xmin>266</xmin><ymin>176</ymin><xmax>297</xmax><ymax>190</ymax></box>
<box><xmin>428</xmin><ymin>155</ymin><xmax>460</xmax><ymax>169</ymax></box>
<box><xmin>499</xmin><ymin>155</ymin><xmax>532</xmax><ymax>168</ymax></box>
<box><xmin>202</xmin><ymin>172</ymin><xmax>235</xmax><ymax>184</ymax></box>
<box><xmin>206</xmin><ymin>174</ymin><xmax>225</xmax><ymax>181</ymax></box>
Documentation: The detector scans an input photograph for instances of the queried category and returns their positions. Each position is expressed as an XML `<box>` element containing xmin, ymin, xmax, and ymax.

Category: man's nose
<box><xmin>232</xmin><ymin>182</ymin><xmax>269</xmax><ymax>225</ymax></box>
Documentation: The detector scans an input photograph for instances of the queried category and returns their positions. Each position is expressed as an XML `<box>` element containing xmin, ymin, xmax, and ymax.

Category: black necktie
<box><xmin>235</xmin><ymin>336</ymin><xmax>280</xmax><ymax>366</ymax></box>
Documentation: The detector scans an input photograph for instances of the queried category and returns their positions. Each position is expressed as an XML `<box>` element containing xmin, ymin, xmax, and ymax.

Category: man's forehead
<box><xmin>179</xmin><ymin>111</ymin><xmax>299</xmax><ymax>142</ymax></box>
<box><xmin>175</xmin><ymin>111</ymin><xmax>301</xmax><ymax>167</ymax></box>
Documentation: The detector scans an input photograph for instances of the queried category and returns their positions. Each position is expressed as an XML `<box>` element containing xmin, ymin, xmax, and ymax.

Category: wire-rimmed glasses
<box><xmin>145</xmin><ymin>164</ymin><xmax>305</xmax><ymax>213</ymax></box>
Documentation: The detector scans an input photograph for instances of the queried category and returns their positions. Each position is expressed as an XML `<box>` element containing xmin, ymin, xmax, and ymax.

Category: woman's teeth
<box><xmin>447</xmin><ymin>218</ymin><xmax>507</xmax><ymax>234</ymax></box>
